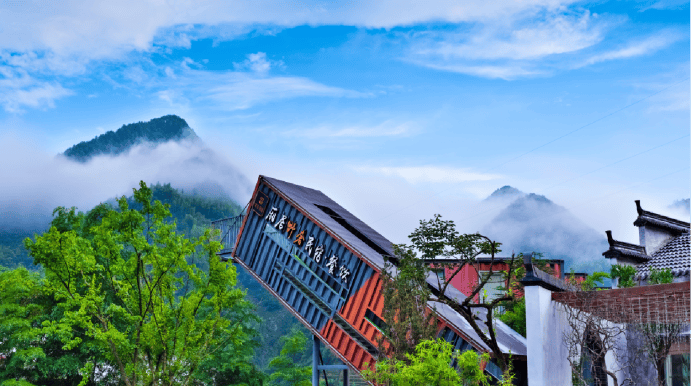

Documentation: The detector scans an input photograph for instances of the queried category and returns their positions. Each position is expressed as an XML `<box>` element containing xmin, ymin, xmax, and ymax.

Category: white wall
<box><xmin>525</xmin><ymin>285</ymin><xmax>630</xmax><ymax>386</ymax></box>
<box><xmin>525</xmin><ymin>285</ymin><xmax>572</xmax><ymax>386</ymax></box>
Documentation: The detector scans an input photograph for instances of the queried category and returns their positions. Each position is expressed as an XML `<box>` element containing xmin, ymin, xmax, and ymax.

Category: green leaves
<box><xmin>363</xmin><ymin>339</ymin><xmax>490</xmax><ymax>386</ymax></box>
<box><xmin>610</xmin><ymin>264</ymin><xmax>636</xmax><ymax>288</ymax></box>
<box><xmin>267</xmin><ymin>329</ymin><xmax>311</xmax><ymax>386</ymax></box>
<box><xmin>16</xmin><ymin>181</ymin><xmax>254</xmax><ymax>386</ymax></box>
<box><xmin>408</xmin><ymin>215</ymin><xmax>501</xmax><ymax>261</ymax></box>
<box><xmin>379</xmin><ymin>245</ymin><xmax>438</xmax><ymax>361</ymax></box>
<box><xmin>648</xmin><ymin>267</ymin><xmax>673</xmax><ymax>285</ymax></box>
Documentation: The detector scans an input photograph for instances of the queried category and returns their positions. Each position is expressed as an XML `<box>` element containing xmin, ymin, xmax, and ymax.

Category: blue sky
<box><xmin>0</xmin><ymin>0</ymin><xmax>689</xmax><ymax>243</ymax></box>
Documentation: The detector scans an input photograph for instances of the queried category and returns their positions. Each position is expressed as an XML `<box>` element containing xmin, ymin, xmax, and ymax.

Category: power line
<box><xmin>482</xmin><ymin>77</ymin><xmax>690</xmax><ymax>174</ymax></box>
<box><xmin>536</xmin><ymin>134</ymin><xmax>689</xmax><ymax>195</ymax></box>
<box><xmin>371</xmin><ymin>78</ymin><xmax>690</xmax><ymax>224</ymax></box>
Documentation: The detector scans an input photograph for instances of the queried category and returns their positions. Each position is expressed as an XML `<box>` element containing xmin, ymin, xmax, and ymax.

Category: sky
<box><xmin>0</xmin><ymin>0</ymin><xmax>689</xmax><ymax>245</ymax></box>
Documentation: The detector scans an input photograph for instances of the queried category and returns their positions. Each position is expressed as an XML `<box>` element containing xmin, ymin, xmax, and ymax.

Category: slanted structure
<box><xmin>603</xmin><ymin>200</ymin><xmax>690</xmax><ymax>286</ymax></box>
<box><xmin>214</xmin><ymin>176</ymin><xmax>527</xmax><ymax>385</ymax></box>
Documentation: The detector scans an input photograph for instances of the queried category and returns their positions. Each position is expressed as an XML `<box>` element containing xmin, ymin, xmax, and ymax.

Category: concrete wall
<box><xmin>525</xmin><ymin>285</ymin><xmax>634</xmax><ymax>386</ymax></box>
<box><xmin>525</xmin><ymin>285</ymin><xmax>572</xmax><ymax>386</ymax></box>
<box><xmin>639</xmin><ymin>225</ymin><xmax>673</xmax><ymax>255</ymax></box>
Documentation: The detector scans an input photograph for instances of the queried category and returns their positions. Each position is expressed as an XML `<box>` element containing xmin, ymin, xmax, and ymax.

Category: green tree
<box><xmin>23</xmin><ymin>181</ymin><xmax>254</xmax><ymax>386</ymax></box>
<box><xmin>498</xmin><ymin>297</ymin><xmax>526</xmax><ymax>337</ymax></box>
<box><xmin>267</xmin><ymin>329</ymin><xmax>311</xmax><ymax>386</ymax></box>
<box><xmin>610</xmin><ymin>265</ymin><xmax>636</xmax><ymax>288</ymax></box>
<box><xmin>378</xmin><ymin>245</ymin><xmax>438</xmax><ymax>361</ymax></box>
<box><xmin>364</xmin><ymin>339</ymin><xmax>492</xmax><ymax>386</ymax></box>
<box><xmin>0</xmin><ymin>266</ymin><xmax>111</xmax><ymax>386</ymax></box>
<box><xmin>404</xmin><ymin>215</ymin><xmax>514</xmax><ymax>374</ymax></box>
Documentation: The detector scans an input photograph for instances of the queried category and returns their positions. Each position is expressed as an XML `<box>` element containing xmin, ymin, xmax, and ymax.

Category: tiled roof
<box><xmin>635</xmin><ymin>233</ymin><xmax>691</xmax><ymax>280</ymax></box>
<box><xmin>634</xmin><ymin>200</ymin><xmax>690</xmax><ymax>234</ymax></box>
<box><xmin>603</xmin><ymin>230</ymin><xmax>649</xmax><ymax>263</ymax></box>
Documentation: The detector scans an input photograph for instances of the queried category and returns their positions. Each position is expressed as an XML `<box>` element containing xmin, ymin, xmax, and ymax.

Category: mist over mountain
<box><xmin>486</xmin><ymin>185</ymin><xmax>524</xmax><ymax>201</ymax></box>
<box><xmin>64</xmin><ymin>115</ymin><xmax>199</xmax><ymax>162</ymax></box>
<box><xmin>482</xmin><ymin>192</ymin><xmax>610</xmax><ymax>274</ymax></box>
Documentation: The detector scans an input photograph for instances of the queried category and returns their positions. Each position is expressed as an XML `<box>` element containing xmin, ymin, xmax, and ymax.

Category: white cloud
<box><xmin>283</xmin><ymin>121</ymin><xmax>413</xmax><ymax>139</ymax></box>
<box><xmin>0</xmin><ymin>67</ymin><xmax>73</xmax><ymax>112</ymax></box>
<box><xmin>417</xmin><ymin>12</ymin><xmax>603</xmax><ymax>61</ymax></box>
<box><xmin>0</xmin><ymin>132</ymin><xmax>253</xmax><ymax>229</ymax></box>
<box><xmin>409</xmin><ymin>61</ymin><xmax>542</xmax><ymax>80</ymax></box>
<box><xmin>233</xmin><ymin>52</ymin><xmax>283</xmax><ymax>74</ymax></box>
<box><xmin>580</xmin><ymin>30</ymin><xmax>685</xmax><ymax>66</ymax></box>
<box><xmin>404</xmin><ymin>10</ymin><xmax>611</xmax><ymax>79</ymax></box>
<box><xmin>172</xmin><ymin>69</ymin><xmax>369</xmax><ymax>110</ymax></box>
<box><xmin>353</xmin><ymin>165</ymin><xmax>501</xmax><ymax>184</ymax></box>
<box><xmin>0</xmin><ymin>0</ymin><xmax>580</xmax><ymax>62</ymax></box>
<box><xmin>638</xmin><ymin>0</ymin><xmax>689</xmax><ymax>10</ymax></box>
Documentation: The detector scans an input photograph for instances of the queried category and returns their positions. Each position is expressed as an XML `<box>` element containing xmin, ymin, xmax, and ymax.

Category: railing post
<box><xmin>343</xmin><ymin>368</ymin><xmax>349</xmax><ymax>386</ymax></box>
<box><xmin>313</xmin><ymin>335</ymin><xmax>320</xmax><ymax>386</ymax></box>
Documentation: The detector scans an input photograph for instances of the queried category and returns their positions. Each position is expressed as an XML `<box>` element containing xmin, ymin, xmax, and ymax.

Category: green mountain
<box><xmin>486</xmin><ymin>185</ymin><xmax>524</xmax><ymax>200</ymax></box>
<box><xmin>482</xmin><ymin>192</ymin><xmax>610</xmax><ymax>274</ymax></box>
<box><xmin>63</xmin><ymin>115</ymin><xmax>198</xmax><ymax>162</ymax></box>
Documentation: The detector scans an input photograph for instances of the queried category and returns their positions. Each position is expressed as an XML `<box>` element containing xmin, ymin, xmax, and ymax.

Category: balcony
<box><xmin>211</xmin><ymin>214</ymin><xmax>244</xmax><ymax>258</ymax></box>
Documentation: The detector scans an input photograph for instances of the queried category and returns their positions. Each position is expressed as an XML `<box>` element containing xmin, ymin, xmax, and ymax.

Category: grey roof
<box><xmin>603</xmin><ymin>230</ymin><xmax>649</xmax><ymax>263</ymax></box>
<box><xmin>634</xmin><ymin>200</ymin><xmax>690</xmax><ymax>234</ymax></box>
<box><xmin>262</xmin><ymin>175</ymin><xmax>526</xmax><ymax>356</ymax></box>
<box><xmin>263</xmin><ymin>176</ymin><xmax>392</xmax><ymax>269</ymax></box>
<box><xmin>635</xmin><ymin>233</ymin><xmax>691</xmax><ymax>280</ymax></box>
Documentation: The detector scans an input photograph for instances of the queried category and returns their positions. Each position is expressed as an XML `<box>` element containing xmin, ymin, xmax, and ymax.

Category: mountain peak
<box><xmin>486</xmin><ymin>185</ymin><xmax>524</xmax><ymax>200</ymax></box>
<box><xmin>63</xmin><ymin>115</ymin><xmax>198</xmax><ymax>162</ymax></box>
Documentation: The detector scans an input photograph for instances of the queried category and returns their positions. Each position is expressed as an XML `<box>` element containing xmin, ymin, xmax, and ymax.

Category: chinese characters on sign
<box><xmin>252</xmin><ymin>191</ymin><xmax>270</xmax><ymax>216</ymax></box>
<box><xmin>264</xmin><ymin>206</ymin><xmax>350</xmax><ymax>284</ymax></box>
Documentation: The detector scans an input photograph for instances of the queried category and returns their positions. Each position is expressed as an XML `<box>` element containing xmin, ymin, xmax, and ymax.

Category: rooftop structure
<box><xmin>214</xmin><ymin>176</ymin><xmax>527</xmax><ymax>384</ymax></box>
<box><xmin>603</xmin><ymin>200</ymin><xmax>690</xmax><ymax>285</ymax></box>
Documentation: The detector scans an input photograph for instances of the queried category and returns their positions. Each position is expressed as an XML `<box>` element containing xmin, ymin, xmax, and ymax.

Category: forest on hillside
<box><xmin>0</xmin><ymin>182</ymin><xmax>343</xmax><ymax>385</ymax></box>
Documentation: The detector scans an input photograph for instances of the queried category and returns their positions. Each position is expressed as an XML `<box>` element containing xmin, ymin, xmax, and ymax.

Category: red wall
<box><xmin>439</xmin><ymin>260</ymin><xmax>563</xmax><ymax>300</ymax></box>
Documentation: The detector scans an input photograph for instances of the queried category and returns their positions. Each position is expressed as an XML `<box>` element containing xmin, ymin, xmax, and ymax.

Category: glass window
<box><xmin>478</xmin><ymin>271</ymin><xmax>505</xmax><ymax>303</ymax></box>
<box><xmin>432</xmin><ymin>268</ymin><xmax>445</xmax><ymax>282</ymax></box>
<box><xmin>667</xmin><ymin>353</ymin><xmax>690</xmax><ymax>386</ymax></box>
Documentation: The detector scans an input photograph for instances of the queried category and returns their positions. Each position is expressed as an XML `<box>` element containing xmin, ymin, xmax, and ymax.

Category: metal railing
<box><xmin>211</xmin><ymin>215</ymin><xmax>244</xmax><ymax>256</ymax></box>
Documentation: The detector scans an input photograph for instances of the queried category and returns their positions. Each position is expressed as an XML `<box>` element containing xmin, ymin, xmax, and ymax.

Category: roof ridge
<box><xmin>634</xmin><ymin>200</ymin><xmax>690</xmax><ymax>233</ymax></box>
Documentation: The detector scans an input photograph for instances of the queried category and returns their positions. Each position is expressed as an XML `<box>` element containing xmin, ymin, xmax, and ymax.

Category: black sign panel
<box><xmin>252</xmin><ymin>190</ymin><xmax>269</xmax><ymax>217</ymax></box>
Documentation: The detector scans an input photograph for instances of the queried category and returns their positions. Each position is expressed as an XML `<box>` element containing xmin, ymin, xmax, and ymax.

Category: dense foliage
<box><xmin>498</xmin><ymin>298</ymin><xmax>526</xmax><ymax>337</ymax></box>
<box><xmin>0</xmin><ymin>230</ymin><xmax>34</xmax><ymax>269</ymax></box>
<box><xmin>364</xmin><ymin>339</ymin><xmax>498</xmax><ymax>386</ymax></box>
<box><xmin>610</xmin><ymin>264</ymin><xmax>636</xmax><ymax>288</ymax></box>
<box><xmin>0</xmin><ymin>266</ymin><xmax>107</xmax><ymax>385</ymax></box>
<box><xmin>6</xmin><ymin>182</ymin><xmax>257</xmax><ymax>386</ymax></box>
<box><xmin>378</xmin><ymin>245</ymin><xmax>438</xmax><ymax>361</ymax></box>
<box><xmin>266</xmin><ymin>329</ymin><xmax>311</xmax><ymax>386</ymax></box>
<box><xmin>63</xmin><ymin>115</ymin><xmax>196</xmax><ymax>162</ymax></box>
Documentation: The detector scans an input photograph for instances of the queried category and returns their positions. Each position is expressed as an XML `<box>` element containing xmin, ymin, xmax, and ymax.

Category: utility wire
<box><xmin>482</xmin><ymin>77</ymin><xmax>690</xmax><ymax>174</ymax></box>
<box><xmin>371</xmin><ymin>78</ymin><xmax>690</xmax><ymax>224</ymax></box>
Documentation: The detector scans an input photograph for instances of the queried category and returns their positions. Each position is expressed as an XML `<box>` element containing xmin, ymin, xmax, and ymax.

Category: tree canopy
<box><xmin>9</xmin><ymin>181</ymin><xmax>257</xmax><ymax>386</ymax></box>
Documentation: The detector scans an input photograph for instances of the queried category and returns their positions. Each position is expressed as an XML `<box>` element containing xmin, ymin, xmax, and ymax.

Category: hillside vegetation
<box><xmin>64</xmin><ymin>115</ymin><xmax>198</xmax><ymax>162</ymax></box>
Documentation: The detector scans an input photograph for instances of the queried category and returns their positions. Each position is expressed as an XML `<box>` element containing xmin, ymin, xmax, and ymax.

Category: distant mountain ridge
<box><xmin>482</xmin><ymin>190</ymin><xmax>610</xmax><ymax>274</ymax></box>
<box><xmin>486</xmin><ymin>185</ymin><xmax>524</xmax><ymax>200</ymax></box>
<box><xmin>64</xmin><ymin>115</ymin><xmax>198</xmax><ymax>162</ymax></box>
